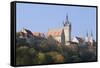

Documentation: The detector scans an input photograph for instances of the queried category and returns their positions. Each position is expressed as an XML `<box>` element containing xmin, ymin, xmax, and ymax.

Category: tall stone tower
<box><xmin>63</xmin><ymin>15</ymin><xmax>71</xmax><ymax>45</ymax></box>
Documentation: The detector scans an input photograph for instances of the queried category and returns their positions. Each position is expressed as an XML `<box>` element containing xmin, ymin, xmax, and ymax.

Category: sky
<box><xmin>16</xmin><ymin>3</ymin><xmax>96</xmax><ymax>40</ymax></box>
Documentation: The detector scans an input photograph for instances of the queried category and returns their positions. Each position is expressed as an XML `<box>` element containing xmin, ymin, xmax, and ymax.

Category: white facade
<box><xmin>54</xmin><ymin>36</ymin><xmax>61</xmax><ymax>43</ymax></box>
<box><xmin>63</xmin><ymin>24</ymin><xmax>71</xmax><ymax>45</ymax></box>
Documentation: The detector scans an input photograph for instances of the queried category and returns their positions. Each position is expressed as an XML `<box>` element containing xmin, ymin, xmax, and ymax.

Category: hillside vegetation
<box><xmin>16</xmin><ymin>32</ymin><xmax>97</xmax><ymax>65</ymax></box>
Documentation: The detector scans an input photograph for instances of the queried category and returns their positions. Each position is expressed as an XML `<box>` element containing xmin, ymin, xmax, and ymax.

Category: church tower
<box><xmin>85</xmin><ymin>31</ymin><xmax>93</xmax><ymax>46</ymax></box>
<box><xmin>88</xmin><ymin>31</ymin><xmax>93</xmax><ymax>46</ymax></box>
<box><xmin>63</xmin><ymin>15</ymin><xmax>71</xmax><ymax>45</ymax></box>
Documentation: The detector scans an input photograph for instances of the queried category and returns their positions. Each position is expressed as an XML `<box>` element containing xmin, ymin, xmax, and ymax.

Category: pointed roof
<box><xmin>76</xmin><ymin>36</ymin><xmax>84</xmax><ymax>43</ymax></box>
<box><xmin>66</xmin><ymin>14</ymin><xmax>69</xmax><ymax>23</ymax></box>
<box><xmin>91</xmin><ymin>31</ymin><xmax>93</xmax><ymax>37</ymax></box>
<box><xmin>63</xmin><ymin>14</ymin><xmax>70</xmax><ymax>26</ymax></box>
<box><xmin>71</xmin><ymin>37</ymin><xmax>79</xmax><ymax>43</ymax></box>
<box><xmin>47</xmin><ymin>28</ymin><xmax>63</xmax><ymax>37</ymax></box>
<box><xmin>86</xmin><ymin>32</ymin><xmax>88</xmax><ymax>37</ymax></box>
<box><xmin>21</xmin><ymin>28</ymin><xmax>33</xmax><ymax>35</ymax></box>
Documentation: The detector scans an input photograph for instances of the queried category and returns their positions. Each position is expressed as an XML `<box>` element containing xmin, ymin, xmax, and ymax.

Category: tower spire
<box><xmin>63</xmin><ymin>21</ymin><xmax>66</xmax><ymax>26</ymax></box>
<box><xmin>65</xmin><ymin>14</ymin><xmax>69</xmax><ymax>24</ymax></box>
<box><xmin>91</xmin><ymin>31</ymin><xmax>93</xmax><ymax>37</ymax></box>
<box><xmin>86</xmin><ymin>31</ymin><xmax>88</xmax><ymax>37</ymax></box>
<box><xmin>63</xmin><ymin>14</ymin><xmax>70</xmax><ymax>27</ymax></box>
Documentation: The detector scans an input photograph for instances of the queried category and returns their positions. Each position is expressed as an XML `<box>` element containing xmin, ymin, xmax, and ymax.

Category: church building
<box><xmin>47</xmin><ymin>15</ymin><xmax>71</xmax><ymax>45</ymax></box>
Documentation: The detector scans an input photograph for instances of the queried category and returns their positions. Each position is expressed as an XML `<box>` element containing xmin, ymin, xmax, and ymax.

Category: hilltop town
<box><xmin>16</xmin><ymin>15</ymin><xmax>97</xmax><ymax>65</ymax></box>
<box><xmin>17</xmin><ymin>15</ymin><xmax>95</xmax><ymax>47</ymax></box>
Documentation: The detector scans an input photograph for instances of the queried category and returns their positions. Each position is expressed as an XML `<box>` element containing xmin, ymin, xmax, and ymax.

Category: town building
<box><xmin>47</xmin><ymin>15</ymin><xmax>71</xmax><ymax>45</ymax></box>
<box><xmin>18</xmin><ymin>15</ymin><xmax>94</xmax><ymax>46</ymax></box>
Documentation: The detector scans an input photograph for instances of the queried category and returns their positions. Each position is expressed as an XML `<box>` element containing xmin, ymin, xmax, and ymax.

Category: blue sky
<box><xmin>16</xmin><ymin>3</ymin><xmax>96</xmax><ymax>40</ymax></box>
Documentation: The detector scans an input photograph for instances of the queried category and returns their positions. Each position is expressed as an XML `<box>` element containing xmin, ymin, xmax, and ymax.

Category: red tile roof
<box><xmin>47</xmin><ymin>29</ymin><xmax>62</xmax><ymax>37</ymax></box>
<box><xmin>33</xmin><ymin>32</ymin><xmax>40</xmax><ymax>36</ymax></box>
<box><xmin>33</xmin><ymin>32</ymin><xmax>45</xmax><ymax>37</ymax></box>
